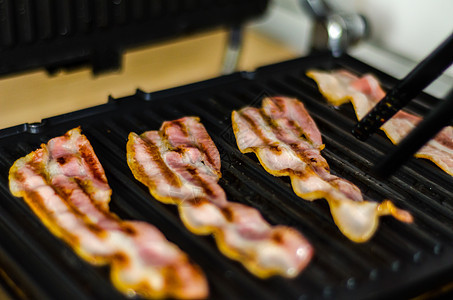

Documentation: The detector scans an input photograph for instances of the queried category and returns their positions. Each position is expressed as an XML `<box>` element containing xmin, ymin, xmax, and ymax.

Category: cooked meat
<box><xmin>9</xmin><ymin>127</ymin><xmax>208</xmax><ymax>299</ymax></box>
<box><xmin>232</xmin><ymin>97</ymin><xmax>413</xmax><ymax>242</ymax></box>
<box><xmin>127</xmin><ymin>116</ymin><xmax>313</xmax><ymax>278</ymax></box>
<box><xmin>307</xmin><ymin>69</ymin><xmax>453</xmax><ymax>176</ymax></box>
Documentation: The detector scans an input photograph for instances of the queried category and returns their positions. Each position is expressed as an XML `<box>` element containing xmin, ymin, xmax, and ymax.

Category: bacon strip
<box><xmin>127</xmin><ymin>117</ymin><xmax>313</xmax><ymax>278</ymax></box>
<box><xmin>9</xmin><ymin>127</ymin><xmax>208</xmax><ymax>299</ymax></box>
<box><xmin>232</xmin><ymin>97</ymin><xmax>413</xmax><ymax>243</ymax></box>
<box><xmin>307</xmin><ymin>69</ymin><xmax>453</xmax><ymax>176</ymax></box>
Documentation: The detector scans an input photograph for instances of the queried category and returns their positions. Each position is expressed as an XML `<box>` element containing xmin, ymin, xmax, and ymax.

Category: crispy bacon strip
<box><xmin>9</xmin><ymin>127</ymin><xmax>208</xmax><ymax>299</ymax></box>
<box><xmin>232</xmin><ymin>97</ymin><xmax>413</xmax><ymax>242</ymax></box>
<box><xmin>307</xmin><ymin>69</ymin><xmax>453</xmax><ymax>176</ymax></box>
<box><xmin>127</xmin><ymin>117</ymin><xmax>313</xmax><ymax>278</ymax></box>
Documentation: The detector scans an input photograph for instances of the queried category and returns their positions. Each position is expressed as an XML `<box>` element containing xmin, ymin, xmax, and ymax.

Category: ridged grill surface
<box><xmin>1</xmin><ymin>53</ymin><xmax>453</xmax><ymax>299</ymax></box>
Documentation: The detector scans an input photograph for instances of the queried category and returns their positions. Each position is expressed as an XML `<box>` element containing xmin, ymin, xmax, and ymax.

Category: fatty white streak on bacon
<box><xmin>126</xmin><ymin>116</ymin><xmax>313</xmax><ymax>278</ymax></box>
<box><xmin>307</xmin><ymin>69</ymin><xmax>453</xmax><ymax>176</ymax></box>
<box><xmin>232</xmin><ymin>97</ymin><xmax>413</xmax><ymax>242</ymax></box>
<box><xmin>9</xmin><ymin>127</ymin><xmax>208</xmax><ymax>299</ymax></box>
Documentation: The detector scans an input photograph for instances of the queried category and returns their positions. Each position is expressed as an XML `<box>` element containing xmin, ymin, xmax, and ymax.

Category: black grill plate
<box><xmin>1</xmin><ymin>53</ymin><xmax>453</xmax><ymax>299</ymax></box>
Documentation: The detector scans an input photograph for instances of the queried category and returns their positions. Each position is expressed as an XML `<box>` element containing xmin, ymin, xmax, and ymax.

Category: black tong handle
<box><xmin>352</xmin><ymin>31</ymin><xmax>453</xmax><ymax>141</ymax></box>
<box><xmin>373</xmin><ymin>88</ymin><xmax>453</xmax><ymax>177</ymax></box>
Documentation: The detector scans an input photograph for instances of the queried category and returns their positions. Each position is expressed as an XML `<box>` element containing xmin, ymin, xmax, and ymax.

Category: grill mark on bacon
<box><xmin>161</xmin><ymin>121</ymin><xmax>187</xmax><ymax>146</ymax></box>
<box><xmin>23</xmin><ymin>179</ymin><xmax>62</xmax><ymax>224</ymax></box>
<box><xmin>165</xmin><ymin>118</ymin><xmax>219</xmax><ymax>173</ymax></box>
<box><xmin>127</xmin><ymin>116</ymin><xmax>313</xmax><ymax>278</ymax></box>
<box><xmin>271</xmin><ymin>231</ymin><xmax>284</xmax><ymax>244</ymax></box>
<box><xmin>120</xmin><ymin>223</ymin><xmax>137</xmax><ymax>236</ymax></box>
<box><xmin>436</xmin><ymin>128</ymin><xmax>453</xmax><ymax>148</ymax></box>
<box><xmin>185</xmin><ymin>166</ymin><xmax>215</xmax><ymax>197</ymax></box>
<box><xmin>257</xmin><ymin>109</ymin><xmax>301</xmax><ymax>148</ymax></box>
<box><xmin>140</xmin><ymin>136</ymin><xmax>182</xmax><ymax>188</ymax></box>
<box><xmin>22</xmin><ymin>156</ymin><xmax>94</xmax><ymax>231</ymax></box>
<box><xmin>263</xmin><ymin>97</ymin><xmax>323</xmax><ymax>147</ymax></box>
<box><xmin>241</xmin><ymin>107</ymin><xmax>327</xmax><ymax>177</ymax></box>
<box><xmin>287</xmin><ymin>120</ymin><xmax>310</xmax><ymax>142</ymax></box>
<box><xmin>174</xmin><ymin>120</ymin><xmax>189</xmax><ymax>138</ymax></box>
<box><xmin>220</xmin><ymin>206</ymin><xmax>234</xmax><ymax>222</ymax></box>
<box><xmin>28</xmin><ymin>153</ymin><xmax>47</xmax><ymax>178</ymax></box>
<box><xmin>197</xmin><ymin>142</ymin><xmax>217</xmax><ymax>172</ymax></box>
<box><xmin>258</xmin><ymin>108</ymin><xmax>325</xmax><ymax>169</ymax></box>
<box><xmin>273</xmin><ymin>97</ymin><xmax>285</xmax><ymax>112</ymax></box>
<box><xmin>238</xmin><ymin>110</ymin><xmax>274</xmax><ymax>146</ymax></box>
<box><xmin>72</xmin><ymin>178</ymin><xmax>121</xmax><ymax>225</ymax></box>
<box><xmin>9</xmin><ymin>127</ymin><xmax>208</xmax><ymax>299</ymax></box>
<box><xmin>185</xmin><ymin>117</ymin><xmax>220</xmax><ymax>172</ymax></box>
<box><xmin>26</xmin><ymin>188</ymin><xmax>81</xmax><ymax>243</ymax></box>
<box><xmin>85</xmin><ymin>223</ymin><xmax>104</xmax><ymax>235</ymax></box>
<box><xmin>112</xmin><ymin>252</ymin><xmax>129</xmax><ymax>265</ymax></box>
<box><xmin>79</xmin><ymin>144</ymin><xmax>106</xmax><ymax>183</ymax></box>
<box><xmin>27</xmin><ymin>189</ymin><xmax>53</xmax><ymax>217</ymax></box>
<box><xmin>259</xmin><ymin>109</ymin><xmax>293</xmax><ymax>143</ymax></box>
<box><xmin>50</xmin><ymin>180</ymin><xmax>100</xmax><ymax>229</ymax></box>
<box><xmin>258</xmin><ymin>109</ymin><xmax>275</xmax><ymax>132</ymax></box>
<box><xmin>232</xmin><ymin>97</ymin><xmax>413</xmax><ymax>242</ymax></box>
<box><xmin>12</xmin><ymin>168</ymin><xmax>88</xmax><ymax>251</ymax></box>
<box><xmin>182</xmin><ymin>197</ymin><xmax>206</xmax><ymax>207</ymax></box>
<box><xmin>47</xmin><ymin>156</ymin><xmax>119</xmax><ymax>236</ymax></box>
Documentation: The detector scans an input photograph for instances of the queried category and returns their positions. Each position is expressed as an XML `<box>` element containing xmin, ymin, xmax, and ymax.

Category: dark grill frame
<box><xmin>1</xmin><ymin>53</ymin><xmax>453</xmax><ymax>299</ymax></box>
<box><xmin>0</xmin><ymin>0</ymin><xmax>269</xmax><ymax>76</ymax></box>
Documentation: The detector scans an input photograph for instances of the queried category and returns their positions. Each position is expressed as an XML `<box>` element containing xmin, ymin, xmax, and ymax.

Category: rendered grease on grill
<box><xmin>307</xmin><ymin>69</ymin><xmax>453</xmax><ymax>176</ymax></box>
<box><xmin>231</xmin><ymin>97</ymin><xmax>413</xmax><ymax>242</ymax></box>
<box><xmin>9</xmin><ymin>127</ymin><xmax>208</xmax><ymax>299</ymax></box>
<box><xmin>126</xmin><ymin>116</ymin><xmax>313</xmax><ymax>278</ymax></box>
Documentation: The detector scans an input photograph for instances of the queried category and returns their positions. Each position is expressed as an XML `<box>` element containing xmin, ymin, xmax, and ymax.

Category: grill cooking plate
<box><xmin>0</xmin><ymin>53</ymin><xmax>453</xmax><ymax>299</ymax></box>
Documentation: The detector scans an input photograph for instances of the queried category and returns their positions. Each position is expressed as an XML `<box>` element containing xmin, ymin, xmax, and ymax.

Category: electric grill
<box><xmin>2</xmin><ymin>1</ymin><xmax>453</xmax><ymax>299</ymax></box>
<box><xmin>1</xmin><ymin>52</ymin><xmax>453</xmax><ymax>299</ymax></box>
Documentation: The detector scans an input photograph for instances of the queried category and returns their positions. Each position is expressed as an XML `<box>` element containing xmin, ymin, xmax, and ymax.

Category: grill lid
<box><xmin>0</xmin><ymin>0</ymin><xmax>268</xmax><ymax>76</ymax></box>
<box><xmin>1</xmin><ymin>53</ymin><xmax>453</xmax><ymax>299</ymax></box>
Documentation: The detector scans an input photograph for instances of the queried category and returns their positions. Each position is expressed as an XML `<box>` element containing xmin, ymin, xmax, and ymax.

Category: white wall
<box><xmin>353</xmin><ymin>0</ymin><xmax>453</xmax><ymax>63</ymax></box>
<box><xmin>255</xmin><ymin>0</ymin><xmax>453</xmax><ymax>61</ymax></box>
<box><xmin>251</xmin><ymin>0</ymin><xmax>453</xmax><ymax>97</ymax></box>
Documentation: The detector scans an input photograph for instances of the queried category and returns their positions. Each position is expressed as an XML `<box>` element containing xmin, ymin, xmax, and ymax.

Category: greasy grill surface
<box><xmin>1</xmin><ymin>53</ymin><xmax>453</xmax><ymax>299</ymax></box>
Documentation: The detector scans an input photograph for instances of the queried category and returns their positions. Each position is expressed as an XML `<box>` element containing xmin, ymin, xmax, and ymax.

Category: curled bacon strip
<box><xmin>9</xmin><ymin>127</ymin><xmax>208</xmax><ymax>299</ymax></box>
<box><xmin>232</xmin><ymin>97</ymin><xmax>413</xmax><ymax>242</ymax></box>
<box><xmin>126</xmin><ymin>117</ymin><xmax>313</xmax><ymax>278</ymax></box>
<box><xmin>307</xmin><ymin>69</ymin><xmax>453</xmax><ymax>176</ymax></box>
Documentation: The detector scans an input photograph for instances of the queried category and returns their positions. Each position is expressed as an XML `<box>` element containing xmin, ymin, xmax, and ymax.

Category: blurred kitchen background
<box><xmin>251</xmin><ymin>0</ymin><xmax>453</xmax><ymax>96</ymax></box>
<box><xmin>1</xmin><ymin>0</ymin><xmax>452</xmax><ymax>129</ymax></box>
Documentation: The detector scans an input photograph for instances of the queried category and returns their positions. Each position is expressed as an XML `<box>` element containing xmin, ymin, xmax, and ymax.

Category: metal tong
<box><xmin>351</xmin><ymin>31</ymin><xmax>453</xmax><ymax>177</ymax></box>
